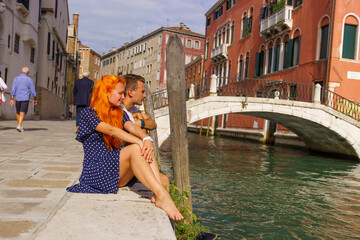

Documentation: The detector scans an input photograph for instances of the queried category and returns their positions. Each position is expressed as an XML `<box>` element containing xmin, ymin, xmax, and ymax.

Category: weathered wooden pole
<box><xmin>143</xmin><ymin>84</ymin><xmax>160</xmax><ymax>163</ymax></box>
<box><xmin>166</xmin><ymin>34</ymin><xmax>192</xmax><ymax>209</ymax></box>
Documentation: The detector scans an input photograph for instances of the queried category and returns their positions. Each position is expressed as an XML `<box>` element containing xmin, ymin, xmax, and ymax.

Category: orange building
<box><xmin>79</xmin><ymin>43</ymin><xmax>101</xmax><ymax>80</ymax></box>
<box><xmin>204</xmin><ymin>0</ymin><xmax>360</xmax><ymax>131</ymax></box>
<box><xmin>185</xmin><ymin>55</ymin><xmax>205</xmax><ymax>99</ymax></box>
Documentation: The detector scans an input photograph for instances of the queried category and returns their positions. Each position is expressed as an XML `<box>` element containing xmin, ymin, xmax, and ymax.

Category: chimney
<box><xmin>180</xmin><ymin>22</ymin><xmax>185</xmax><ymax>30</ymax></box>
<box><xmin>73</xmin><ymin>13</ymin><xmax>79</xmax><ymax>33</ymax></box>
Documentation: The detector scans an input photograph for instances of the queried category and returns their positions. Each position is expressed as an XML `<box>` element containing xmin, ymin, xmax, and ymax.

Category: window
<box><xmin>267</xmin><ymin>45</ymin><xmax>273</xmax><ymax>74</ymax></box>
<box><xmin>52</xmin><ymin>41</ymin><xmax>55</xmax><ymax>60</ymax></box>
<box><xmin>230</xmin><ymin>25</ymin><xmax>234</xmax><ymax>44</ymax></box>
<box><xmin>343</xmin><ymin>23</ymin><xmax>357</xmax><ymax>59</ymax></box>
<box><xmin>55</xmin><ymin>0</ymin><xmax>58</xmax><ymax>18</ymax></box>
<box><xmin>186</xmin><ymin>39</ymin><xmax>192</xmax><ymax>48</ymax></box>
<box><xmin>214</xmin><ymin>6</ymin><xmax>223</xmax><ymax>21</ymax></box>
<box><xmin>320</xmin><ymin>24</ymin><xmax>329</xmax><ymax>59</ymax></box>
<box><xmin>157</xmin><ymin>53</ymin><xmax>161</xmax><ymax>62</ymax></box>
<box><xmin>110</xmin><ymin>58</ymin><xmax>112</xmax><ymax>64</ymax></box>
<box><xmin>14</xmin><ymin>34</ymin><xmax>20</xmax><ymax>54</ymax></box>
<box><xmin>8</xmin><ymin>35</ymin><xmax>11</xmax><ymax>49</ymax></box>
<box><xmin>244</xmin><ymin>56</ymin><xmax>250</xmax><ymax>78</ymax></box>
<box><xmin>206</xmin><ymin>17</ymin><xmax>211</xmax><ymax>27</ymax></box>
<box><xmin>102</xmin><ymin>61</ymin><xmax>105</xmax><ymax>66</ymax></box>
<box><xmin>158</xmin><ymin>36</ymin><xmax>162</xmax><ymax>45</ymax></box>
<box><xmin>273</xmin><ymin>41</ymin><xmax>281</xmax><ymax>72</ymax></box>
<box><xmin>30</xmin><ymin>47</ymin><xmax>35</xmax><ymax>63</ymax></box>
<box><xmin>157</xmin><ymin>71</ymin><xmax>160</xmax><ymax>80</ymax></box>
<box><xmin>294</xmin><ymin>0</ymin><xmax>303</xmax><ymax>8</ymax></box>
<box><xmin>292</xmin><ymin>36</ymin><xmax>301</xmax><ymax>66</ymax></box>
<box><xmin>185</xmin><ymin>55</ymin><xmax>191</xmax><ymax>64</ymax></box>
<box><xmin>195</xmin><ymin>41</ymin><xmax>200</xmax><ymax>49</ymax></box>
<box><xmin>226</xmin><ymin>0</ymin><xmax>231</xmax><ymax>10</ymax></box>
<box><xmin>205</xmin><ymin>41</ymin><xmax>209</xmax><ymax>59</ymax></box>
<box><xmin>47</xmin><ymin>77</ymin><xmax>50</xmax><ymax>89</ymax></box>
<box><xmin>255</xmin><ymin>49</ymin><xmax>265</xmax><ymax>76</ymax></box>
<box><xmin>241</xmin><ymin>12</ymin><xmax>247</xmax><ymax>38</ymax></box>
<box><xmin>17</xmin><ymin>0</ymin><xmax>29</xmax><ymax>10</ymax></box>
<box><xmin>238</xmin><ymin>57</ymin><xmax>243</xmax><ymax>79</ymax></box>
<box><xmin>233</xmin><ymin>0</ymin><xmax>236</xmax><ymax>5</ymax></box>
<box><xmin>226</xmin><ymin>28</ymin><xmax>230</xmax><ymax>44</ymax></box>
<box><xmin>4</xmin><ymin>68</ymin><xmax>8</xmax><ymax>84</ymax></box>
<box><xmin>47</xmin><ymin>32</ymin><xmax>51</xmax><ymax>55</ymax></box>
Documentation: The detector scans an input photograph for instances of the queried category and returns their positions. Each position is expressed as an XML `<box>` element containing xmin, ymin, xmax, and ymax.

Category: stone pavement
<box><xmin>0</xmin><ymin>120</ymin><xmax>175</xmax><ymax>240</ymax></box>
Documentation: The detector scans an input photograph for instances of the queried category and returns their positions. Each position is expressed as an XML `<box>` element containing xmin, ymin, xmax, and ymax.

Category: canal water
<box><xmin>159</xmin><ymin>133</ymin><xmax>360</xmax><ymax>239</ymax></box>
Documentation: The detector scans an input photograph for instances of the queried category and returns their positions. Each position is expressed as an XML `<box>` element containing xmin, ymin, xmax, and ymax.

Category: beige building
<box><xmin>0</xmin><ymin>0</ymin><xmax>71</xmax><ymax>119</ymax></box>
<box><xmin>36</xmin><ymin>0</ymin><xmax>69</xmax><ymax>119</ymax></box>
<box><xmin>79</xmin><ymin>43</ymin><xmax>101</xmax><ymax>80</ymax></box>
<box><xmin>0</xmin><ymin>0</ymin><xmax>40</xmax><ymax>119</ymax></box>
<box><xmin>100</xmin><ymin>23</ymin><xmax>205</xmax><ymax>93</ymax></box>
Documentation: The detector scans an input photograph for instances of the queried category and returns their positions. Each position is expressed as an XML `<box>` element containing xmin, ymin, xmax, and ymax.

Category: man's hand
<box><xmin>9</xmin><ymin>99</ymin><xmax>14</xmax><ymax>107</ymax></box>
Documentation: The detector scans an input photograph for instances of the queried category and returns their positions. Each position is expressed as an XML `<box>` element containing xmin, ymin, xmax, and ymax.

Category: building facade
<box><xmin>204</xmin><ymin>0</ymin><xmax>360</xmax><ymax>131</ymax></box>
<box><xmin>0</xmin><ymin>0</ymin><xmax>71</xmax><ymax>119</ymax></box>
<box><xmin>0</xmin><ymin>0</ymin><xmax>40</xmax><ymax>119</ymax></box>
<box><xmin>78</xmin><ymin>43</ymin><xmax>101</xmax><ymax>80</ymax></box>
<box><xmin>36</xmin><ymin>0</ymin><xmax>69</xmax><ymax>119</ymax></box>
<box><xmin>100</xmin><ymin>23</ymin><xmax>205</xmax><ymax>93</ymax></box>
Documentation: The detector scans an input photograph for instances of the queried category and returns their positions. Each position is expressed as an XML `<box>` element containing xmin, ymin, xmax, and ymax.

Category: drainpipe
<box><xmin>325</xmin><ymin>0</ymin><xmax>335</xmax><ymax>90</ymax></box>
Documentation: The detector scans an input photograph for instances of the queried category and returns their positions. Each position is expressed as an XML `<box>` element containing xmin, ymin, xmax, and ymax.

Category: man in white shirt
<box><xmin>122</xmin><ymin>74</ymin><xmax>169</xmax><ymax>191</ymax></box>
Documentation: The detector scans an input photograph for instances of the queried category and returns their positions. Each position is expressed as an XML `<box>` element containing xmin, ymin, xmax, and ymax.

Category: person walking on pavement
<box><xmin>73</xmin><ymin>71</ymin><xmax>94</xmax><ymax>129</ymax></box>
<box><xmin>9</xmin><ymin>67</ymin><xmax>37</xmax><ymax>132</ymax></box>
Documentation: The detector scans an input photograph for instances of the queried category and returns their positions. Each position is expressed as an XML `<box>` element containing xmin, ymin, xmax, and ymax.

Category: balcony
<box><xmin>210</xmin><ymin>44</ymin><xmax>228</xmax><ymax>63</ymax></box>
<box><xmin>260</xmin><ymin>5</ymin><xmax>293</xmax><ymax>39</ymax></box>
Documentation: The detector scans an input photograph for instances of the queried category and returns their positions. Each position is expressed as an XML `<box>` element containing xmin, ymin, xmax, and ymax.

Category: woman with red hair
<box><xmin>67</xmin><ymin>75</ymin><xmax>183</xmax><ymax>220</ymax></box>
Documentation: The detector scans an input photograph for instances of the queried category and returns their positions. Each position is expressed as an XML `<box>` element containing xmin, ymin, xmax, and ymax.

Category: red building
<box><xmin>203</xmin><ymin>0</ymin><xmax>360</xmax><ymax>133</ymax></box>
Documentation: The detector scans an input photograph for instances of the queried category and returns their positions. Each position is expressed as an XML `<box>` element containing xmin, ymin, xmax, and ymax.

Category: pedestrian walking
<box><xmin>73</xmin><ymin>71</ymin><xmax>94</xmax><ymax>130</ymax></box>
<box><xmin>0</xmin><ymin>72</ymin><xmax>7</xmax><ymax>106</ymax></box>
<box><xmin>9</xmin><ymin>67</ymin><xmax>37</xmax><ymax>132</ymax></box>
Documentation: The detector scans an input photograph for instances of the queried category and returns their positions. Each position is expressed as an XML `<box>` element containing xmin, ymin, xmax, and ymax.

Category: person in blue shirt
<box><xmin>9</xmin><ymin>67</ymin><xmax>37</xmax><ymax>132</ymax></box>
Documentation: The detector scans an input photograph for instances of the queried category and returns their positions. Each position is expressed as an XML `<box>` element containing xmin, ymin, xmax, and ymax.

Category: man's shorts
<box><xmin>16</xmin><ymin>101</ymin><xmax>29</xmax><ymax>114</ymax></box>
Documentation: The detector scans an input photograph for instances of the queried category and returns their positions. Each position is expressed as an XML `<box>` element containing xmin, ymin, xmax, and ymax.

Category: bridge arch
<box><xmin>155</xmin><ymin>96</ymin><xmax>360</xmax><ymax>159</ymax></box>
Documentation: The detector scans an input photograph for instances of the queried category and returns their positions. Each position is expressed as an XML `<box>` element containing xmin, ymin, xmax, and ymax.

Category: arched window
<box><xmin>255</xmin><ymin>45</ymin><xmax>265</xmax><ymax>76</ymax></box>
<box><xmin>241</xmin><ymin>11</ymin><xmax>247</xmax><ymax>39</ymax></box>
<box><xmin>267</xmin><ymin>41</ymin><xmax>273</xmax><ymax>74</ymax></box>
<box><xmin>230</xmin><ymin>21</ymin><xmax>235</xmax><ymax>44</ymax></box>
<box><xmin>318</xmin><ymin>16</ymin><xmax>330</xmax><ymax>60</ymax></box>
<box><xmin>248</xmin><ymin>7</ymin><xmax>253</xmax><ymax>34</ymax></box>
<box><xmin>4</xmin><ymin>67</ymin><xmax>8</xmax><ymax>84</ymax></box>
<box><xmin>342</xmin><ymin>15</ymin><xmax>359</xmax><ymax>60</ymax></box>
<box><xmin>292</xmin><ymin>30</ymin><xmax>301</xmax><ymax>66</ymax></box>
<box><xmin>274</xmin><ymin>38</ymin><xmax>281</xmax><ymax>72</ymax></box>
<box><xmin>238</xmin><ymin>55</ymin><xmax>244</xmax><ymax>80</ymax></box>
<box><xmin>244</xmin><ymin>52</ymin><xmax>250</xmax><ymax>78</ymax></box>
<box><xmin>283</xmin><ymin>34</ymin><xmax>290</xmax><ymax>69</ymax></box>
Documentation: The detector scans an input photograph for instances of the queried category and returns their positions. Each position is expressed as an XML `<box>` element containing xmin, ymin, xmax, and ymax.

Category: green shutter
<box><xmin>255</xmin><ymin>52</ymin><xmax>260</xmax><ymax>77</ymax></box>
<box><xmin>231</xmin><ymin>25</ymin><xmax>234</xmax><ymax>44</ymax></box>
<box><xmin>287</xmin><ymin>39</ymin><xmax>294</xmax><ymax>67</ymax></box>
<box><xmin>343</xmin><ymin>24</ymin><xmax>356</xmax><ymax>59</ymax></box>
<box><xmin>296</xmin><ymin>36</ymin><xmax>301</xmax><ymax>65</ymax></box>
<box><xmin>259</xmin><ymin>51</ymin><xmax>264</xmax><ymax>76</ymax></box>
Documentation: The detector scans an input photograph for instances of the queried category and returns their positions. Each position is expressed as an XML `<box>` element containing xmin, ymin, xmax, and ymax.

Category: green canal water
<box><xmin>160</xmin><ymin>133</ymin><xmax>360</xmax><ymax>240</ymax></box>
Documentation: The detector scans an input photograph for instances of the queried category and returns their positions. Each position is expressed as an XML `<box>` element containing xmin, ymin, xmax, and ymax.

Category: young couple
<box><xmin>67</xmin><ymin>74</ymin><xmax>182</xmax><ymax>220</ymax></box>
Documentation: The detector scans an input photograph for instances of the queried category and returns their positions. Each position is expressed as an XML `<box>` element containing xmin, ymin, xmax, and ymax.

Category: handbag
<box><xmin>1</xmin><ymin>92</ymin><xmax>5</xmax><ymax>103</ymax></box>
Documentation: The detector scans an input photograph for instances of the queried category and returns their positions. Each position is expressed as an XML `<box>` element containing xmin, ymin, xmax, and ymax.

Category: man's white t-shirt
<box><xmin>121</xmin><ymin>104</ymin><xmax>139</xmax><ymax>124</ymax></box>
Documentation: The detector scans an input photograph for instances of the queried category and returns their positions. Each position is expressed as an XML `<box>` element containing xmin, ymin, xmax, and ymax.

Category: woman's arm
<box><xmin>123</xmin><ymin>121</ymin><xmax>154</xmax><ymax>162</ymax></box>
<box><xmin>95</xmin><ymin>121</ymin><xmax>143</xmax><ymax>148</ymax></box>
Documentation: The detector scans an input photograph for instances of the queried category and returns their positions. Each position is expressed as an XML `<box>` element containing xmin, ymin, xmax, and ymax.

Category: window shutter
<box><xmin>343</xmin><ymin>24</ymin><xmax>356</xmax><ymax>59</ymax></box>
<box><xmin>268</xmin><ymin>48</ymin><xmax>272</xmax><ymax>73</ymax></box>
<box><xmin>260</xmin><ymin>8</ymin><xmax>265</xmax><ymax>20</ymax></box>
<box><xmin>259</xmin><ymin>51</ymin><xmax>264</xmax><ymax>76</ymax></box>
<box><xmin>255</xmin><ymin>52</ymin><xmax>260</xmax><ymax>77</ymax></box>
<box><xmin>287</xmin><ymin>39</ymin><xmax>294</xmax><ymax>67</ymax></box>
<box><xmin>296</xmin><ymin>36</ymin><xmax>301</xmax><ymax>65</ymax></box>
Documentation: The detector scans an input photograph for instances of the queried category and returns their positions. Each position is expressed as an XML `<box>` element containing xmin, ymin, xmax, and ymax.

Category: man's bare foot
<box><xmin>155</xmin><ymin>190</ymin><xmax>183</xmax><ymax>221</ymax></box>
<box><xmin>151</xmin><ymin>194</ymin><xmax>156</xmax><ymax>203</ymax></box>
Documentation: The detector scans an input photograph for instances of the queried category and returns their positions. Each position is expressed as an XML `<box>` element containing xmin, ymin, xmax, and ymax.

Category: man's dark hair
<box><xmin>124</xmin><ymin>74</ymin><xmax>145</xmax><ymax>95</ymax></box>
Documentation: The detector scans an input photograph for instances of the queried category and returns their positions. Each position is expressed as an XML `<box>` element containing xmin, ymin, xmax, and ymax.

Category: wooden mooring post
<box><xmin>166</xmin><ymin>34</ymin><xmax>192</xmax><ymax>210</ymax></box>
<box><xmin>143</xmin><ymin>84</ymin><xmax>161</xmax><ymax>162</ymax></box>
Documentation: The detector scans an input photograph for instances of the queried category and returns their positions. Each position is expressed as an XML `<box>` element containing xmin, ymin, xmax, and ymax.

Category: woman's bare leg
<box><xmin>118</xmin><ymin>144</ymin><xmax>183</xmax><ymax>220</ymax></box>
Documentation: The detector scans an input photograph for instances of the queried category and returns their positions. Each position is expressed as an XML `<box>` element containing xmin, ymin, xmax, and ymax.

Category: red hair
<box><xmin>90</xmin><ymin>75</ymin><xmax>126</xmax><ymax>150</ymax></box>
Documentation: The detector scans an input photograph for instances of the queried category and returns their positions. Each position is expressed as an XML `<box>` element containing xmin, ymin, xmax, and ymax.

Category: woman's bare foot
<box><xmin>155</xmin><ymin>190</ymin><xmax>184</xmax><ymax>221</ymax></box>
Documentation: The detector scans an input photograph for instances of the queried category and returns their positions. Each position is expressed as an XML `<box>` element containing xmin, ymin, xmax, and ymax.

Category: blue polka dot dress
<box><xmin>67</xmin><ymin>107</ymin><xmax>131</xmax><ymax>194</ymax></box>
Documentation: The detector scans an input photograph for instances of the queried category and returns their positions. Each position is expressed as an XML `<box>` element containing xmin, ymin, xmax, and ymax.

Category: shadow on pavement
<box><xmin>23</xmin><ymin>128</ymin><xmax>48</xmax><ymax>131</ymax></box>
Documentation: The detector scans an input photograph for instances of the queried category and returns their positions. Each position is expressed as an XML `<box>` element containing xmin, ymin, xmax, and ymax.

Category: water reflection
<box><xmin>160</xmin><ymin>133</ymin><xmax>360</xmax><ymax>239</ymax></box>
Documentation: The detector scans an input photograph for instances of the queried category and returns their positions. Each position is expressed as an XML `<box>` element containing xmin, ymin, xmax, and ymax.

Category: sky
<box><xmin>68</xmin><ymin>0</ymin><xmax>219</xmax><ymax>55</ymax></box>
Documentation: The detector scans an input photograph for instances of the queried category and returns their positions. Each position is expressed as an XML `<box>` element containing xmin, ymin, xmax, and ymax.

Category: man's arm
<box><xmin>9</xmin><ymin>78</ymin><xmax>17</xmax><ymax>107</ymax></box>
<box><xmin>133</xmin><ymin>111</ymin><xmax>157</xmax><ymax>130</ymax></box>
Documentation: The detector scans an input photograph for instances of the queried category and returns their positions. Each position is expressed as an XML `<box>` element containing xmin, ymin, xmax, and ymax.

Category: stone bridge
<box><xmin>150</xmin><ymin>76</ymin><xmax>360</xmax><ymax>160</ymax></box>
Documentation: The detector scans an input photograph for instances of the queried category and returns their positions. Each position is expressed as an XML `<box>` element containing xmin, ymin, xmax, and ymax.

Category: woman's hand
<box><xmin>142</xmin><ymin>140</ymin><xmax>155</xmax><ymax>163</ymax></box>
